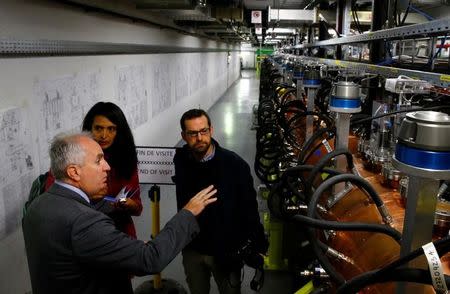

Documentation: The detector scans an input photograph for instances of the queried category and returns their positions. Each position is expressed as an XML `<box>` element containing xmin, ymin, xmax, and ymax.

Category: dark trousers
<box><xmin>182</xmin><ymin>249</ymin><xmax>241</xmax><ymax>294</ymax></box>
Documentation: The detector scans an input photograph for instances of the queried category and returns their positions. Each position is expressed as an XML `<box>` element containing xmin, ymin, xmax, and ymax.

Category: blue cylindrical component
<box><xmin>293</xmin><ymin>63</ymin><xmax>304</xmax><ymax>79</ymax></box>
<box><xmin>395</xmin><ymin>143</ymin><xmax>450</xmax><ymax>170</ymax></box>
<box><xmin>303</xmin><ymin>69</ymin><xmax>321</xmax><ymax>88</ymax></box>
<box><xmin>394</xmin><ymin>111</ymin><xmax>450</xmax><ymax>171</ymax></box>
<box><xmin>293</xmin><ymin>72</ymin><xmax>304</xmax><ymax>79</ymax></box>
<box><xmin>329</xmin><ymin>96</ymin><xmax>361</xmax><ymax>109</ymax></box>
<box><xmin>303</xmin><ymin>79</ymin><xmax>320</xmax><ymax>86</ymax></box>
<box><xmin>329</xmin><ymin>81</ymin><xmax>361</xmax><ymax>113</ymax></box>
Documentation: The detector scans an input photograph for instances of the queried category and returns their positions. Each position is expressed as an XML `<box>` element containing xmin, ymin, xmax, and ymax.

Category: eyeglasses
<box><xmin>185</xmin><ymin>128</ymin><xmax>210</xmax><ymax>138</ymax></box>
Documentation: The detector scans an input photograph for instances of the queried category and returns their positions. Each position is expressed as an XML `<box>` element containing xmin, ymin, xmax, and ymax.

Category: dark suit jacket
<box><xmin>22</xmin><ymin>183</ymin><xmax>199</xmax><ymax>294</ymax></box>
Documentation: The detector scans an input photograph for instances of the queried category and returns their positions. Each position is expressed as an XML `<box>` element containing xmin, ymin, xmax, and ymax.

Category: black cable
<box><xmin>353</xmin><ymin>1</ymin><xmax>363</xmax><ymax>33</ymax></box>
<box><xmin>350</xmin><ymin>113</ymin><xmax>372</xmax><ymax>122</ymax></box>
<box><xmin>305</xmin><ymin>221</ymin><xmax>346</xmax><ymax>285</ymax></box>
<box><xmin>254</xmin><ymin>126</ymin><xmax>284</xmax><ymax>184</ymax></box>
<box><xmin>399</xmin><ymin>0</ymin><xmax>411</xmax><ymax>26</ymax></box>
<box><xmin>282</xmin><ymin>110</ymin><xmax>332</xmax><ymax>152</ymax></box>
<box><xmin>277</xmin><ymin>106</ymin><xmax>308</xmax><ymax>137</ymax></box>
<box><xmin>350</xmin><ymin>105</ymin><xmax>450</xmax><ymax>126</ymax></box>
<box><xmin>385</xmin><ymin>40</ymin><xmax>393</xmax><ymax>60</ymax></box>
<box><xmin>345</xmin><ymin>267</ymin><xmax>450</xmax><ymax>292</ymax></box>
<box><xmin>297</xmin><ymin>127</ymin><xmax>335</xmax><ymax>164</ymax></box>
<box><xmin>315</xmin><ymin>77</ymin><xmax>333</xmax><ymax>113</ymax></box>
<box><xmin>306</xmin><ymin>224</ymin><xmax>346</xmax><ymax>285</ymax></box>
<box><xmin>308</xmin><ymin>174</ymin><xmax>390</xmax><ymax>218</ymax></box>
<box><xmin>341</xmin><ymin>268</ymin><xmax>450</xmax><ymax>293</ymax></box>
<box><xmin>292</xmin><ymin>214</ymin><xmax>402</xmax><ymax>242</ymax></box>
<box><xmin>351</xmin><ymin>0</ymin><xmax>362</xmax><ymax>34</ymax></box>
<box><xmin>278</xmin><ymin>88</ymin><xmax>297</xmax><ymax>106</ymax></box>
<box><xmin>322</xmin><ymin>20</ymin><xmax>341</xmax><ymax>38</ymax></box>
<box><xmin>279</xmin><ymin>99</ymin><xmax>307</xmax><ymax>114</ymax></box>
<box><xmin>393</xmin><ymin>0</ymin><xmax>398</xmax><ymax>27</ymax></box>
<box><xmin>283</xmin><ymin>165</ymin><xmax>342</xmax><ymax>177</ymax></box>
<box><xmin>337</xmin><ymin>235</ymin><xmax>450</xmax><ymax>293</ymax></box>
<box><xmin>305</xmin><ymin>173</ymin><xmax>401</xmax><ymax>286</ymax></box>
<box><xmin>305</xmin><ymin>149</ymin><xmax>355</xmax><ymax>196</ymax></box>
<box><xmin>306</xmin><ymin>173</ymin><xmax>401</xmax><ymax>239</ymax></box>
<box><xmin>268</xmin><ymin>165</ymin><xmax>344</xmax><ymax>219</ymax></box>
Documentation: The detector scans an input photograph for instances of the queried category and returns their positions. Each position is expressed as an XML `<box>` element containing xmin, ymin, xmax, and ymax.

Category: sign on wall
<box><xmin>251</xmin><ymin>10</ymin><xmax>262</xmax><ymax>24</ymax></box>
<box><xmin>136</xmin><ymin>146</ymin><xmax>177</xmax><ymax>185</ymax></box>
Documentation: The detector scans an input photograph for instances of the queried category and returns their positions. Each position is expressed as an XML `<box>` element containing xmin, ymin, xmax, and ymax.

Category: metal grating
<box><xmin>288</xmin><ymin>17</ymin><xmax>450</xmax><ymax>49</ymax></box>
<box><xmin>0</xmin><ymin>39</ymin><xmax>233</xmax><ymax>56</ymax></box>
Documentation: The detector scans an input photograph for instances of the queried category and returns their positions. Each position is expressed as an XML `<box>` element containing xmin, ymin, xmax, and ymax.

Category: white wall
<box><xmin>0</xmin><ymin>0</ymin><xmax>240</xmax><ymax>293</ymax></box>
<box><xmin>240</xmin><ymin>43</ymin><xmax>256</xmax><ymax>69</ymax></box>
<box><xmin>241</xmin><ymin>50</ymin><xmax>256</xmax><ymax>68</ymax></box>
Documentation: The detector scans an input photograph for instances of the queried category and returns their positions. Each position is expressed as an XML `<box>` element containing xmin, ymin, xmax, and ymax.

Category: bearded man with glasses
<box><xmin>173</xmin><ymin>108</ymin><xmax>268</xmax><ymax>294</ymax></box>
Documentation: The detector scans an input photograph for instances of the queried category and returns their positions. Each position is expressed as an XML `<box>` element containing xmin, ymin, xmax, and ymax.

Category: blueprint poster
<box><xmin>149</xmin><ymin>59</ymin><xmax>172</xmax><ymax>118</ymax></box>
<box><xmin>173</xmin><ymin>55</ymin><xmax>189</xmax><ymax>103</ymax></box>
<box><xmin>32</xmin><ymin>71</ymin><xmax>100</xmax><ymax>172</ymax></box>
<box><xmin>0</xmin><ymin>107</ymin><xmax>35</xmax><ymax>239</ymax></box>
<box><xmin>115</xmin><ymin>64</ymin><xmax>149</xmax><ymax>129</ymax></box>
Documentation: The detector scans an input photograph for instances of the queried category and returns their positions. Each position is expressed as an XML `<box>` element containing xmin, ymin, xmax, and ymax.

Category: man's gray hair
<box><xmin>49</xmin><ymin>132</ymin><xmax>92</xmax><ymax>180</ymax></box>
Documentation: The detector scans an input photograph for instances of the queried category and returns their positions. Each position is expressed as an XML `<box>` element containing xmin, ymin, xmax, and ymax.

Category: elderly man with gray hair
<box><xmin>22</xmin><ymin>132</ymin><xmax>217</xmax><ymax>294</ymax></box>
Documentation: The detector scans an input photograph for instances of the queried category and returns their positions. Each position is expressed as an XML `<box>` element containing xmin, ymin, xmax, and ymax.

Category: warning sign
<box><xmin>251</xmin><ymin>10</ymin><xmax>262</xmax><ymax>24</ymax></box>
<box><xmin>136</xmin><ymin>146</ymin><xmax>177</xmax><ymax>185</ymax></box>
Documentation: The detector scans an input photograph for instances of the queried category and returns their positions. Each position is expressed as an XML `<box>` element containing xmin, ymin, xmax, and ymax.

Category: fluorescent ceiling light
<box><xmin>266</xmin><ymin>28</ymin><xmax>296</xmax><ymax>34</ymax></box>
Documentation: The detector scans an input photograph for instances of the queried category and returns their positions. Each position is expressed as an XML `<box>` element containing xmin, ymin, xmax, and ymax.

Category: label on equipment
<box><xmin>422</xmin><ymin>242</ymin><xmax>448</xmax><ymax>293</ymax></box>
<box><xmin>322</xmin><ymin>139</ymin><xmax>333</xmax><ymax>153</ymax></box>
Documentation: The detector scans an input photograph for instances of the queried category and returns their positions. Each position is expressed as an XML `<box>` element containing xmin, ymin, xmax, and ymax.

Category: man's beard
<box><xmin>192</xmin><ymin>141</ymin><xmax>210</xmax><ymax>157</ymax></box>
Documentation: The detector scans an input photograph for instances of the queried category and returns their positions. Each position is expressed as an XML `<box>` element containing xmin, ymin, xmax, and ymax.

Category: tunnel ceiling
<box><xmin>61</xmin><ymin>0</ymin><xmax>446</xmax><ymax>46</ymax></box>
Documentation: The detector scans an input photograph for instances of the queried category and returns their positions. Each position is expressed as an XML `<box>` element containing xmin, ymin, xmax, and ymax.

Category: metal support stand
<box><xmin>329</xmin><ymin>81</ymin><xmax>361</xmax><ymax>194</ymax></box>
<box><xmin>303</xmin><ymin>69</ymin><xmax>321</xmax><ymax>141</ymax></box>
<box><xmin>400</xmin><ymin>178</ymin><xmax>439</xmax><ymax>257</ymax></box>
<box><xmin>134</xmin><ymin>184</ymin><xmax>187</xmax><ymax>294</ymax></box>
<box><xmin>335</xmin><ymin>113</ymin><xmax>351</xmax><ymax>170</ymax></box>
<box><xmin>296</xmin><ymin>79</ymin><xmax>304</xmax><ymax>102</ymax></box>
<box><xmin>329</xmin><ymin>81</ymin><xmax>361</xmax><ymax>170</ymax></box>
<box><xmin>393</xmin><ymin>167</ymin><xmax>442</xmax><ymax>294</ymax></box>
<box><xmin>306</xmin><ymin>87</ymin><xmax>317</xmax><ymax>141</ymax></box>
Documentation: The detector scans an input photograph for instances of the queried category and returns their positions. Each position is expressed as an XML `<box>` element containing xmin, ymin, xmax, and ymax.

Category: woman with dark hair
<box><xmin>45</xmin><ymin>102</ymin><xmax>143</xmax><ymax>238</ymax></box>
<box><xmin>82</xmin><ymin>101</ymin><xmax>142</xmax><ymax>238</ymax></box>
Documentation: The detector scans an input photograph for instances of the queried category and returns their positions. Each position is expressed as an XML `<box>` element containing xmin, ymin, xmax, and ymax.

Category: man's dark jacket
<box><xmin>174</xmin><ymin>140</ymin><xmax>267</xmax><ymax>262</ymax></box>
<box><xmin>22</xmin><ymin>183</ymin><xmax>199</xmax><ymax>294</ymax></box>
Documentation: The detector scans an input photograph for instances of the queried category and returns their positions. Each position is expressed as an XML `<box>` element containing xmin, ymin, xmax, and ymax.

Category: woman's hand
<box><xmin>113</xmin><ymin>197</ymin><xmax>141</xmax><ymax>215</ymax></box>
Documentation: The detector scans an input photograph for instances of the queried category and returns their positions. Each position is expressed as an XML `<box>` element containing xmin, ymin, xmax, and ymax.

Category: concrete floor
<box><xmin>132</xmin><ymin>70</ymin><xmax>296</xmax><ymax>294</ymax></box>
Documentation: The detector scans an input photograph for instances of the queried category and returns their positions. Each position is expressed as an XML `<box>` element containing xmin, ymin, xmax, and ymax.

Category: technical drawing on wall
<box><xmin>189</xmin><ymin>54</ymin><xmax>203</xmax><ymax>96</ymax></box>
<box><xmin>115</xmin><ymin>64</ymin><xmax>149</xmax><ymax>130</ymax></box>
<box><xmin>32</xmin><ymin>71</ymin><xmax>101</xmax><ymax>172</ymax></box>
<box><xmin>149</xmin><ymin>59</ymin><xmax>172</xmax><ymax>117</ymax></box>
<box><xmin>173</xmin><ymin>55</ymin><xmax>189</xmax><ymax>103</ymax></box>
<box><xmin>0</xmin><ymin>107</ymin><xmax>35</xmax><ymax>240</ymax></box>
<box><xmin>200</xmin><ymin>53</ymin><xmax>209</xmax><ymax>88</ymax></box>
